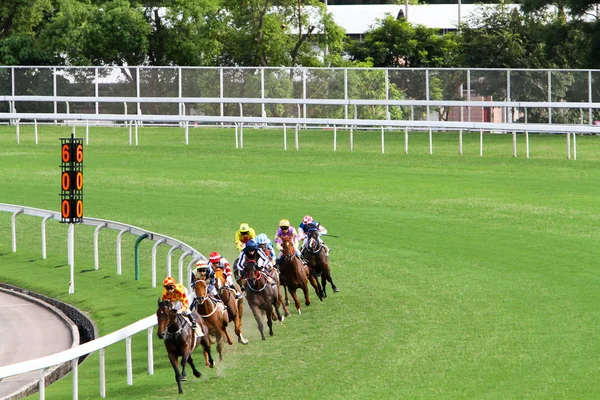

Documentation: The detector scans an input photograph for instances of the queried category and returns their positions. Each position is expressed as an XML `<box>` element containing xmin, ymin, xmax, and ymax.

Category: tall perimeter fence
<box><xmin>0</xmin><ymin>203</ymin><xmax>208</xmax><ymax>399</ymax></box>
<box><xmin>2</xmin><ymin>66</ymin><xmax>600</xmax><ymax>158</ymax></box>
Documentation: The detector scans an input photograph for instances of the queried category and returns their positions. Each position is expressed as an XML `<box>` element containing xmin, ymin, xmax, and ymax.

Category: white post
<box><xmin>350</xmin><ymin>127</ymin><xmax>354</xmax><ymax>152</ymax></box>
<box><xmin>459</xmin><ymin>129</ymin><xmax>463</xmax><ymax>156</ymax></box>
<box><xmin>235</xmin><ymin>124</ymin><xmax>239</xmax><ymax>148</ymax></box>
<box><xmin>333</xmin><ymin>126</ymin><xmax>337</xmax><ymax>151</ymax></box>
<box><xmin>573</xmin><ymin>132</ymin><xmax>577</xmax><ymax>160</ymax></box>
<box><xmin>567</xmin><ymin>132</ymin><xmax>571</xmax><ymax>160</ymax></box>
<box><xmin>178</xmin><ymin>250</ymin><xmax>192</xmax><ymax>284</ymax></box>
<box><xmin>100</xmin><ymin>348</ymin><xmax>106</xmax><ymax>398</ymax></box>
<box><xmin>16</xmin><ymin>120</ymin><xmax>20</xmax><ymax>144</ymax></box>
<box><xmin>147</xmin><ymin>327</ymin><xmax>154</xmax><ymax>375</ymax></box>
<box><xmin>126</xmin><ymin>336</ymin><xmax>133</xmax><ymax>385</ymax></box>
<box><xmin>11</xmin><ymin>209</ymin><xmax>23</xmax><ymax>252</ymax></box>
<box><xmin>525</xmin><ymin>131</ymin><xmax>530</xmax><ymax>159</ymax></box>
<box><xmin>41</xmin><ymin>215</ymin><xmax>53</xmax><ymax>259</ymax></box>
<box><xmin>240</xmin><ymin>124</ymin><xmax>244</xmax><ymax>148</ymax></box>
<box><xmin>152</xmin><ymin>239</ymin><xmax>166</xmax><ymax>288</ymax></box>
<box><xmin>34</xmin><ymin>119</ymin><xmax>38</xmax><ymax>144</ymax></box>
<box><xmin>381</xmin><ymin>127</ymin><xmax>385</xmax><ymax>154</ymax></box>
<box><xmin>38</xmin><ymin>368</ymin><xmax>46</xmax><ymax>400</ymax></box>
<box><xmin>134</xmin><ymin>121</ymin><xmax>139</xmax><ymax>146</ymax></box>
<box><xmin>184</xmin><ymin>121</ymin><xmax>189</xmax><ymax>145</ymax></box>
<box><xmin>295</xmin><ymin>125</ymin><xmax>299</xmax><ymax>150</ymax></box>
<box><xmin>68</xmin><ymin>224</ymin><xmax>75</xmax><ymax>294</ymax></box>
<box><xmin>72</xmin><ymin>358</ymin><xmax>78</xmax><ymax>400</ymax></box>
<box><xmin>94</xmin><ymin>223</ymin><xmax>107</xmax><ymax>270</ymax></box>
<box><xmin>85</xmin><ymin>120</ymin><xmax>89</xmax><ymax>144</ymax></box>
<box><xmin>512</xmin><ymin>131</ymin><xmax>517</xmax><ymax>157</ymax></box>
<box><xmin>404</xmin><ymin>127</ymin><xmax>408</xmax><ymax>154</ymax></box>
<box><xmin>479</xmin><ymin>129</ymin><xmax>483</xmax><ymax>156</ymax></box>
<box><xmin>283</xmin><ymin>124</ymin><xmax>287</xmax><ymax>150</ymax></box>
<box><xmin>116</xmin><ymin>227</ymin><xmax>131</xmax><ymax>275</ymax></box>
<box><xmin>429</xmin><ymin>128</ymin><xmax>433</xmax><ymax>154</ymax></box>
<box><xmin>128</xmin><ymin>123</ymin><xmax>132</xmax><ymax>145</ymax></box>
<box><xmin>166</xmin><ymin>245</ymin><xmax>180</xmax><ymax>278</ymax></box>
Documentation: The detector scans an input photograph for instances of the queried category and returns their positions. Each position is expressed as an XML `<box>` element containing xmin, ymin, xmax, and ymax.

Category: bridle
<box><xmin>157</xmin><ymin>304</ymin><xmax>184</xmax><ymax>339</ymax></box>
<box><xmin>193</xmin><ymin>280</ymin><xmax>220</xmax><ymax>318</ymax></box>
<box><xmin>305</xmin><ymin>230</ymin><xmax>322</xmax><ymax>254</ymax></box>
<box><xmin>245</xmin><ymin>262</ymin><xmax>267</xmax><ymax>292</ymax></box>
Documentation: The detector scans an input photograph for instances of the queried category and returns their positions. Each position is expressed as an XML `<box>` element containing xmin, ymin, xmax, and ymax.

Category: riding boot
<box><xmin>188</xmin><ymin>314</ymin><xmax>197</xmax><ymax>330</ymax></box>
<box><xmin>323</xmin><ymin>244</ymin><xmax>330</xmax><ymax>256</ymax></box>
<box><xmin>299</xmin><ymin>254</ymin><xmax>308</xmax><ymax>265</ymax></box>
<box><xmin>230</xmin><ymin>284</ymin><xmax>243</xmax><ymax>299</ymax></box>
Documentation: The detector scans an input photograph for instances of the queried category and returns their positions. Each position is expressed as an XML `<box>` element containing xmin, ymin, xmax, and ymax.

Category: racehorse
<box><xmin>278</xmin><ymin>237</ymin><xmax>320</xmax><ymax>314</ymax></box>
<box><xmin>213</xmin><ymin>267</ymin><xmax>248</xmax><ymax>344</ymax></box>
<box><xmin>156</xmin><ymin>300</ymin><xmax>214</xmax><ymax>394</ymax></box>
<box><xmin>302</xmin><ymin>228</ymin><xmax>339</xmax><ymax>298</ymax></box>
<box><xmin>243</xmin><ymin>259</ymin><xmax>284</xmax><ymax>340</ymax></box>
<box><xmin>193</xmin><ymin>279</ymin><xmax>234</xmax><ymax>361</ymax></box>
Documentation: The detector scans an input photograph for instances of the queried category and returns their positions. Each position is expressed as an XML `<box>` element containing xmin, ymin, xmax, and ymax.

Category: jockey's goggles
<box><xmin>165</xmin><ymin>285</ymin><xmax>175</xmax><ymax>291</ymax></box>
<box><xmin>281</xmin><ymin>226</ymin><xmax>289</xmax><ymax>230</ymax></box>
<box><xmin>241</xmin><ymin>231</ymin><xmax>249</xmax><ymax>234</ymax></box>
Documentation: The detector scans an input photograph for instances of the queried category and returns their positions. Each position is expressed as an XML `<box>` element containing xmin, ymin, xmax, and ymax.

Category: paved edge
<box><xmin>0</xmin><ymin>284</ymin><xmax>98</xmax><ymax>400</ymax></box>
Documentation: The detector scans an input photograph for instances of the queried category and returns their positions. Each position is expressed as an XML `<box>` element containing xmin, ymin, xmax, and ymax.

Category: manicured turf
<box><xmin>1</xmin><ymin>124</ymin><xmax>599</xmax><ymax>399</ymax></box>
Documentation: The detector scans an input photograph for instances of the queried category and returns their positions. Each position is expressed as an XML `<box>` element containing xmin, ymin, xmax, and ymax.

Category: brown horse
<box><xmin>213</xmin><ymin>268</ymin><xmax>249</xmax><ymax>344</ymax></box>
<box><xmin>156</xmin><ymin>300</ymin><xmax>214</xmax><ymax>394</ymax></box>
<box><xmin>278</xmin><ymin>237</ymin><xmax>319</xmax><ymax>314</ymax></box>
<box><xmin>243</xmin><ymin>259</ymin><xmax>284</xmax><ymax>340</ymax></box>
<box><xmin>193</xmin><ymin>279</ymin><xmax>234</xmax><ymax>361</ymax></box>
<box><xmin>302</xmin><ymin>228</ymin><xmax>339</xmax><ymax>298</ymax></box>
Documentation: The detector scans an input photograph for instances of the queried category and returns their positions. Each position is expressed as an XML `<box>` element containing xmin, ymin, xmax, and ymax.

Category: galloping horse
<box><xmin>193</xmin><ymin>279</ymin><xmax>234</xmax><ymax>361</ymax></box>
<box><xmin>213</xmin><ymin>267</ymin><xmax>248</xmax><ymax>344</ymax></box>
<box><xmin>156</xmin><ymin>300</ymin><xmax>214</xmax><ymax>394</ymax></box>
<box><xmin>243</xmin><ymin>259</ymin><xmax>284</xmax><ymax>340</ymax></box>
<box><xmin>278</xmin><ymin>237</ymin><xmax>320</xmax><ymax>314</ymax></box>
<box><xmin>302</xmin><ymin>228</ymin><xmax>339</xmax><ymax>298</ymax></box>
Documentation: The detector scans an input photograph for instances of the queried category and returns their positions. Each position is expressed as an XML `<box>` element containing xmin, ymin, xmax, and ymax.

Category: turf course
<box><xmin>1</xmin><ymin>125</ymin><xmax>599</xmax><ymax>399</ymax></box>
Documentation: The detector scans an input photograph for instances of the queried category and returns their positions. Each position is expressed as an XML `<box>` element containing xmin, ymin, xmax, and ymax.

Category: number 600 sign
<box><xmin>60</xmin><ymin>137</ymin><xmax>84</xmax><ymax>224</ymax></box>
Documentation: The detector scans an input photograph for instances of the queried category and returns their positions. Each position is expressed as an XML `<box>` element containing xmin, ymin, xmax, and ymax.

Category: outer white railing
<box><xmin>0</xmin><ymin>203</ymin><xmax>209</xmax><ymax>398</ymax></box>
<box><xmin>0</xmin><ymin>203</ymin><xmax>207</xmax><ymax>292</ymax></box>
<box><xmin>0</xmin><ymin>315</ymin><xmax>157</xmax><ymax>399</ymax></box>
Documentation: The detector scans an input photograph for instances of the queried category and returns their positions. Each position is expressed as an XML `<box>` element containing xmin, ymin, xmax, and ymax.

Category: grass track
<box><xmin>0</xmin><ymin>125</ymin><xmax>599</xmax><ymax>399</ymax></box>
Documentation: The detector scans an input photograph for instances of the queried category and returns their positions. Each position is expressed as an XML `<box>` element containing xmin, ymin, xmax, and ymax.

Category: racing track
<box><xmin>0</xmin><ymin>289</ymin><xmax>76</xmax><ymax>399</ymax></box>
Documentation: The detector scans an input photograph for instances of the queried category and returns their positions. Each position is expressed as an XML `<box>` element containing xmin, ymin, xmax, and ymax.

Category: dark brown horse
<box><xmin>279</xmin><ymin>237</ymin><xmax>320</xmax><ymax>314</ymax></box>
<box><xmin>243</xmin><ymin>259</ymin><xmax>284</xmax><ymax>340</ymax></box>
<box><xmin>156</xmin><ymin>300</ymin><xmax>214</xmax><ymax>394</ymax></box>
<box><xmin>193</xmin><ymin>279</ymin><xmax>234</xmax><ymax>361</ymax></box>
<box><xmin>302</xmin><ymin>228</ymin><xmax>339</xmax><ymax>298</ymax></box>
<box><xmin>213</xmin><ymin>267</ymin><xmax>248</xmax><ymax>344</ymax></box>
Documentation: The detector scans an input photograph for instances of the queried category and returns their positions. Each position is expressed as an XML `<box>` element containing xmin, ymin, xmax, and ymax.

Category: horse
<box><xmin>193</xmin><ymin>279</ymin><xmax>234</xmax><ymax>361</ymax></box>
<box><xmin>302</xmin><ymin>228</ymin><xmax>339</xmax><ymax>298</ymax></box>
<box><xmin>156</xmin><ymin>300</ymin><xmax>215</xmax><ymax>394</ymax></box>
<box><xmin>243</xmin><ymin>259</ymin><xmax>284</xmax><ymax>340</ymax></box>
<box><xmin>278</xmin><ymin>237</ymin><xmax>320</xmax><ymax>314</ymax></box>
<box><xmin>213</xmin><ymin>267</ymin><xmax>248</xmax><ymax>344</ymax></box>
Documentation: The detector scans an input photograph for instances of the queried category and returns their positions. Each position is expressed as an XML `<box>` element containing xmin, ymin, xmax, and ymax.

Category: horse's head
<box><xmin>156</xmin><ymin>299</ymin><xmax>177</xmax><ymax>339</ymax></box>
<box><xmin>214</xmin><ymin>268</ymin><xmax>225</xmax><ymax>290</ymax></box>
<box><xmin>193</xmin><ymin>279</ymin><xmax>209</xmax><ymax>304</ymax></box>
<box><xmin>244</xmin><ymin>259</ymin><xmax>260</xmax><ymax>281</ymax></box>
<box><xmin>281</xmin><ymin>238</ymin><xmax>295</xmax><ymax>259</ymax></box>
<box><xmin>306</xmin><ymin>227</ymin><xmax>321</xmax><ymax>253</ymax></box>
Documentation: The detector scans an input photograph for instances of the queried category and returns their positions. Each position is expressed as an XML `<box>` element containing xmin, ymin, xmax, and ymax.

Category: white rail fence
<box><xmin>0</xmin><ymin>203</ymin><xmax>207</xmax><ymax>399</ymax></box>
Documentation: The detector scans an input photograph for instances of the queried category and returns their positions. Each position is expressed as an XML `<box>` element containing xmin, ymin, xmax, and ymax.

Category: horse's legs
<box><xmin>200</xmin><ymin>334</ymin><xmax>215</xmax><ymax>368</ymax></box>
<box><xmin>235</xmin><ymin>299</ymin><xmax>248</xmax><ymax>344</ymax></box>
<box><xmin>180</xmin><ymin>353</ymin><xmax>189</xmax><ymax>382</ymax></box>
<box><xmin>168</xmin><ymin>354</ymin><xmax>183</xmax><ymax>394</ymax></box>
<box><xmin>187</xmin><ymin>355</ymin><xmax>202</xmax><ymax>378</ymax></box>
<box><xmin>290</xmin><ymin>288</ymin><xmax>302</xmax><ymax>315</ymax></box>
<box><xmin>222</xmin><ymin>316</ymin><xmax>234</xmax><ymax>346</ymax></box>
<box><xmin>307</xmin><ymin>268</ymin><xmax>324</xmax><ymax>301</ymax></box>
<box><xmin>302</xmin><ymin>280</ymin><xmax>311</xmax><ymax>307</ymax></box>
<box><xmin>276</xmin><ymin>284</ymin><xmax>291</xmax><ymax>317</ymax></box>
<box><xmin>283</xmin><ymin>284</ymin><xmax>290</xmax><ymax>306</ymax></box>
<box><xmin>249</xmin><ymin>303</ymin><xmax>266</xmax><ymax>340</ymax></box>
<box><xmin>270</xmin><ymin>292</ymin><xmax>283</xmax><ymax>333</ymax></box>
<box><xmin>324</xmin><ymin>265</ymin><xmax>339</xmax><ymax>293</ymax></box>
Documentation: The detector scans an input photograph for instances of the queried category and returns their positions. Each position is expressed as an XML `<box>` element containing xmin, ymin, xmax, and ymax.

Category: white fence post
<box><xmin>166</xmin><ymin>244</ymin><xmax>181</xmax><ymax>278</ymax></box>
<box><xmin>116</xmin><ymin>227</ymin><xmax>131</xmax><ymax>275</ymax></box>
<box><xmin>178</xmin><ymin>250</ymin><xmax>193</xmax><ymax>284</ymax></box>
<box><xmin>404</xmin><ymin>127</ymin><xmax>408</xmax><ymax>154</ymax></box>
<box><xmin>152</xmin><ymin>239</ymin><xmax>167</xmax><ymax>288</ymax></box>
<box><xmin>126</xmin><ymin>337</ymin><xmax>133</xmax><ymax>386</ymax></box>
<box><xmin>68</xmin><ymin>224</ymin><xmax>75</xmax><ymax>294</ymax></box>
<box><xmin>41</xmin><ymin>215</ymin><xmax>53</xmax><ymax>259</ymax></box>
<box><xmin>94</xmin><ymin>223</ymin><xmax>107</xmax><ymax>270</ymax></box>
<box><xmin>147</xmin><ymin>327</ymin><xmax>154</xmax><ymax>376</ymax></box>
<box><xmin>11</xmin><ymin>208</ymin><xmax>23</xmax><ymax>252</ymax></box>
<box><xmin>100</xmin><ymin>348</ymin><xmax>106</xmax><ymax>398</ymax></box>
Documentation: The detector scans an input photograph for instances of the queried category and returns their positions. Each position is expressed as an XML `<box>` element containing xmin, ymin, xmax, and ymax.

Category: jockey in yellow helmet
<box><xmin>161</xmin><ymin>276</ymin><xmax>197</xmax><ymax>329</ymax></box>
<box><xmin>235</xmin><ymin>222</ymin><xmax>256</xmax><ymax>252</ymax></box>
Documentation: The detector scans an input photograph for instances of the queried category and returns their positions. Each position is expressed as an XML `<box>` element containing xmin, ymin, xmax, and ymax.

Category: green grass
<box><xmin>1</xmin><ymin>124</ymin><xmax>599</xmax><ymax>399</ymax></box>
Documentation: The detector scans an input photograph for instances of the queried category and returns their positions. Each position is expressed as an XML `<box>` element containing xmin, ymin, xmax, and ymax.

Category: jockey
<box><xmin>255</xmin><ymin>233</ymin><xmax>277</xmax><ymax>265</ymax></box>
<box><xmin>274</xmin><ymin>219</ymin><xmax>305</xmax><ymax>264</ymax></box>
<box><xmin>298</xmin><ymin>215</ymin><xmax>330</xmax><ymax>255</ymax></box>
<box><xmin>208</xmin><ymin>251</ymin><xmax>242</xmax><ymax>299</ymax></box>
<box><xmin>235</xmin><ymin>222</ymin><xmax>256</xmax><ymax>252</ymax></box>
<box><xmin>191</xmin><ymin>260</ymin><xmax>221</xmax><ymax>302</ymax></box>
<box><xmin>236</xmin><ymin>239</ymin><xmax>273</xmax><ymax>282</ymax></box>
<box><xmin>161</xmin><ymin>276</ymin><xmax>197</xmax><ymax>330</ymax></box>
